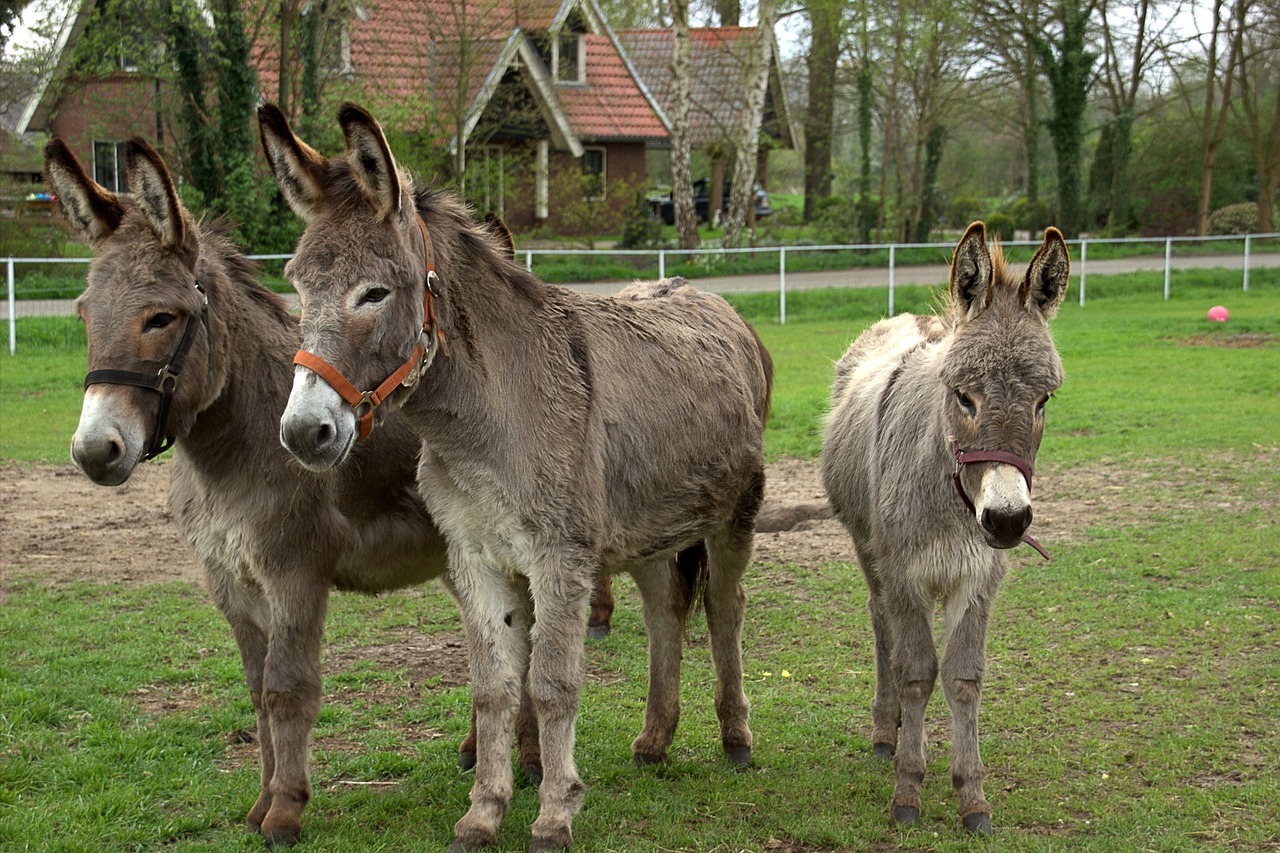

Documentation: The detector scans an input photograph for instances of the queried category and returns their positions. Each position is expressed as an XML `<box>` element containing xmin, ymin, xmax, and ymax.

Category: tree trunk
<box><xmin>1034</xmin><ymin>1</ymin><xmax>1097</xmax><ymax>239</ymax></box>
<box><xmin>722</xmin><ymin>0</ymin><xmax>777</xmax><ymax>248</ymax></box>
<box><xmin>802</xmin><ymin>0</ymin><xmax>843</xmax><ymax>222</ymax></box>
<box><xmin>715</xmin><ymin>0</ymin><xmax>741</xmax><ymax>26</ymax></box>
<box><xmin>670</xmin><ymin>0</ymin><xmax>700</xmax><ymax>252</ymax></box>
<box><xmin>1196</xmin><ymin>0</ymin><xmax>1249</xmax><ymax>235</ymax></box>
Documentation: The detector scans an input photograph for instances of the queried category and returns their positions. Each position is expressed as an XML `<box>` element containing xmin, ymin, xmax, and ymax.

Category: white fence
<box><xmin>6</xmin><ymin>233</ymin><xmax>1278</xmax><ymax>354</ymax></box>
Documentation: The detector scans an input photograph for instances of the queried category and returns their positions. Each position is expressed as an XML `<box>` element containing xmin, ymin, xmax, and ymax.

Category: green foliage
<box><xmin>616</xmin><ymin>191</ymin><xmax>668</xmax><ymax>250</ymax></box>
<box><xmin>985</xmin><ymin>212</ymin><xmax>1015</xmax><ymax>241</ymax></box>
<box><xmin>1207</xmin><ymin>202</ymin><xmax>1262</xmax><ymax>236</ymax></box>
<box><xmin>1007</xmin><ymin>196</ymin><xmax>1051</xmax><ymax>233</ymax></box>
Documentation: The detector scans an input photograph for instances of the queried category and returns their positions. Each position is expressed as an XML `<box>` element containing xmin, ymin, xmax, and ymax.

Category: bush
<box><xmin>1206</xmin><ymin>202</ymin><xmax>1260</xmax><ymax>235</ymax></box>
<box><xmin>1008</xmin><ymin>197</ymin><xmax>1051</xmax><ymax>233</ymax></box>
<box><xmin>616</xmin><ymin>191</ymin><xmax>667</xmax><ymax>250</ymax></box>
<box><xmin>985</xmin><ymin>212</ymin><xmax>1015</xmax><ymax>241</ymax></box>
<box><xmin>812</xmin><ymin>196</ymin><xmax>856</xmax><ymax>243</ymax></box>
<box><xmin>948</xmin><ymin>197</ymin><xmax>984</xmax><ymax>229</ymax></box>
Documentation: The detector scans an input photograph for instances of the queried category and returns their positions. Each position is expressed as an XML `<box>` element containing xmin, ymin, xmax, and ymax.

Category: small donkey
<box><xmin>822</xmin><ymin>222</ymin><xmax>1069</xmax><ymax>833</ymax></box>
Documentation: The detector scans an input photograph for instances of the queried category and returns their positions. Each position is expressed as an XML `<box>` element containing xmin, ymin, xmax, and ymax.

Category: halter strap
<box><xmin>83</xmin><ymin>281</ymin><xmax>208</xmax><ymax>460</ymax></box>
<box><xmin>292</xmin><ymin>213</ymin><xmax>444</xmax><ymax>441</ymax></box>
<box><xmin>950</xmin><ymin>439</ymin><xmax>1049</xmax><ymax>560</ymax></box>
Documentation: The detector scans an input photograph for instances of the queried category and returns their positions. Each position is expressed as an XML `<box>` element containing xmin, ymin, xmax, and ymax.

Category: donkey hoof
<box><xmin>963</xmin><ymin>812</ymin><xmax>993</xmax><ymax>835</ymax></box>
<box><xmin>529</xmin><ymin>829</ymin><xmax>572</xmax><ymax>853</ymax></box>
<box><xmin>892</xmin><ymin>806</ymin><xmax>919</xmax><ymax>825</ymax></box>
<box><xmin>458</xmin><ymin>750</ymin><xmax>476</xmax><ymax>771</ymax></box>
<box><xmin>448</xmin><ymin>832</ymin><xmax>493</xmax><ymax>853</ymax></box>
<box><xmin>725</xmin><ymin>746</ymin><xmax>752</xmax><ymax>768</ymax></box>
<box><xmin>262</xmin><ymin>825</ymin><xmax>302</xmax><ymax>849</ymax></box>
<box><xmin>586</xmin><ymin>623</ymin><xmax>611</xmax><ymax>641</ymax></box>
<box><xmin>872</xmin><ymin>743</ymin><xmax>895</xmax><ymax>760</ymax></box>
<box><xmin>632</xmin><ymin>750</ymin><xmax>666</xmax><ymax>768</ymax></box>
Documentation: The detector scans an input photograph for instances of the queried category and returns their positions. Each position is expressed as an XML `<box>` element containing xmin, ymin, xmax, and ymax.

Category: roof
<box><xmin>617</xmin><ymin>26</ymin><xmax>796</xmax><ymax>149</ymax></box>
<box><xmin>556</xmin><ymin>35</ymin><xmax>667</xmax><ymax>141</ymax></box>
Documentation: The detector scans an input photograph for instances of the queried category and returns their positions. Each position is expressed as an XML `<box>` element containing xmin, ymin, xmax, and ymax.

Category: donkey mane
<box><xmin>195</xmin><ymin>215</ymin><xmax>296</xmax><ymax>330</ymax></box>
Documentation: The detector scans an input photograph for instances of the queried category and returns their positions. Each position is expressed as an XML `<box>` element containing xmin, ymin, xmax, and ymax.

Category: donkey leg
<box><xmin>516</xmin><ymin>659</ymin><xmax>544</xmax><ymax>785</ymax></box>
<box><xmin>449</xmin><ymin>564</ymin><xmax>531</xmax><ymax>852</ymax></box>
<box><xmin>525</xmin><ymin>559</ymin><xmax>593</xmax><ymax>853</ymax></box>
<box><xmin>629</xmin><ymin>561</ymin><xmax>685</xmax><ymax>765</ymax></box>
<box><xmin>207</xmin><ymin>571</ymin><xmax>275</xmax><ymax>834</ymax></box>
<box><xmin>705</xmin><ymin>531</ymin><xmax>754</xmax><ymax>767</ymax></box>
<box><xmin>586</xmin><ymin>574</ymin><xmax>615</xmax><ymax>640</ymax></box>
<box><xmin>257</xmin><ymin>579</ymin><xmax>330</xmax><ymax>847</ymax></box>
<box><xmin>941</xmin><ymin>586</ymin><xmax>998</xmax><ymax>835</ymax></box>
<box><xmin>887</xmin><ymin>600</ymin><xmax>938</xmax><ymax>826</ymax></box>
<box><xmin>861</xmin><ymin>561</ymin><xmax>900</xmax><ymax>759</ymax></box>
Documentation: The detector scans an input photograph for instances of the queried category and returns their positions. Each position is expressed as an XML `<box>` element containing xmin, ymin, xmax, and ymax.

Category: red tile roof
<box><xmin>255</xmin><ymin>0</ymin><xmax>666</xmax><ymax>143</ymax></box>
<box><xmin>558</xmin><ymin>36</ymin><xmax>667</xmax><ymax>141</ymax></box>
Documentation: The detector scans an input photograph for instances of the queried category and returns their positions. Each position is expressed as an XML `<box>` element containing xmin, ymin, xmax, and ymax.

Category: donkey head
<box><xmin>259</xmin><ymin>102</ymin><xmax>433</xmax><ymax>471</ymax></box>
<box><xmin>47</xmin><ymin>137</ymin><xmax>214</xmax><ymax>485</ymax></box>
<box><xmin>941</xmin><ymin>222</ymin><xmax>1068</xmax><ymax>550</ymax></box>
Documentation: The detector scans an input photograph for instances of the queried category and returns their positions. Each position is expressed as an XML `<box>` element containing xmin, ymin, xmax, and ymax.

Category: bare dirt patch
<box><xmin>1179</xmin><ymin>332</ymin><xmax>1277</xmax><ymax>348</ymax></box>
<box><xmin>4</xmin><ymin>450</ymin><xmax>1276</xmax><ymax>589</ymax></box>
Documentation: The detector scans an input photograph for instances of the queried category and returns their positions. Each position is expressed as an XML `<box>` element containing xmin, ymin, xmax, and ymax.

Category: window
<box><xmin>556</xmin><ymin>34</ymin><xmax>582</xmax><ymax>83</ymax></box>
<box><xmin>93</xmin><ymin>141</ymin><xmax>128</xmax><ymax>193</ymax></box>
<box><xmin>582</xmin><ymin>148</ymin><xmax>605</xmax><ymax>200</ymax></box>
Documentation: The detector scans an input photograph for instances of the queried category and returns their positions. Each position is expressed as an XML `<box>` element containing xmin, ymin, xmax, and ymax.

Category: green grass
<box><xmin>2</xmin><ymin>269</ymin><xmax>1279</xmax><ymax>850</ymax></box>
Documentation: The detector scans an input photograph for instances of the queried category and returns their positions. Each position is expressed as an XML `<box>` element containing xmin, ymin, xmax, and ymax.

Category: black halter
<box><xmin>83</xmin><ymin>281</ymin><xmax>209</xmax><ymax>461</ymax></box>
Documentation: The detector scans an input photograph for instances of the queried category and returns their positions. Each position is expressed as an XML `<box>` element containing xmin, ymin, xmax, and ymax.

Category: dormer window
<box><xmin>554</xmin><ymin>32</ymin><xmax>583</xmax><ymax>83</ymax></box>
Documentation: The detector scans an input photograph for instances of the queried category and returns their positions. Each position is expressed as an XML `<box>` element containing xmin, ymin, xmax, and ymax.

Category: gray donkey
<box><xmin>44</xmin><ymin>137</ymin><xmax>595</xmax><ymax>847</ymax></box>
<box><xmin>822</xmin><ymin>222</ymin><xmax>1068</xmax><ymax>834</ymax></box>
<box><xmin>258</xmin><ymin>102</ymin><xmax>772</xmax><ymax>852</ymax></box>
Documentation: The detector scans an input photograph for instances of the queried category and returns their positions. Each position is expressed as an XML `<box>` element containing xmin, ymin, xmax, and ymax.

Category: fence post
<box><xmin>1164</xmin><ymin>237</ymin><xmax>1172</xmax><ymax>300</ymax></box>
<box><xmin>888</xmin><ymin>244</ymin><xmax>896</xmax><ymax>317</ymax></box>
<box><xmin>779</xmin><ymin>246</ymin><xmax>787</xmax><ymax>325</ymax></box>
<box><xmin>525</xmin><ymin>250</ymin><xmax>533</xmax><ymax>273</ymax></box>
<box><xmin>1243</xmin><ymin>234</ymin><xmax>1251</xmax><ymax>292</ymax></box>
<box><xmin>7</xmin><ymin>258</ymin><xmax>14</xmax><ymax>356</ymax></box>
<box><xmin>658</xmin><ymin>248</ymin><xmax>665</xmax><ymax>280</ymax></box>
<box><xmin>1079</xmin><ymin>240</ymin><xmax>1087</xmax><ymax>307</ymax></box>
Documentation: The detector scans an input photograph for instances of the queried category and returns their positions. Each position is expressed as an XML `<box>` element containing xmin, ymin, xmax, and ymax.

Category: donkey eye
<box><xmin>145</xmin><ymin>312</ymin><xmax>177</xmax><ymax>331</ymax></box>
<box><xmin>359</xmin><ymin>287</ymin><xmax>391</xmax><ymax>306</ymax></box>
<box><xmin>1036</xmin><ymin>393</ymin><xmax>1054</xmax><ymax>415</ymax></box>
<box><xmin>953</xmin><ymin>389</ymin><xmax>976</xmax><ymax>415</ymax></box>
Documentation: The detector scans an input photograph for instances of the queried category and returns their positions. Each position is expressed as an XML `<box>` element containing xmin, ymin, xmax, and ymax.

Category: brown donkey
<box><xmin>822</xmin><ymin>222</ymin><xmax>1068</xmax><ymax>834</ymax></box>
<box><xmin>44</xmin><ymin>138</ymin><xmax>586</xmax><ymax>847</ymax></box>
<box><xmin>258</xmin><ymin>102</ymin><xmax>772</xmax><ymax>852</ymax></box>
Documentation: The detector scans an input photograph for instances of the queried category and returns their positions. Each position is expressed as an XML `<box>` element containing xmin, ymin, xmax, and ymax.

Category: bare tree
<box><xmin>722</xmin><ymin>0</ymin><xmax>778</xmax><ymax>247</ymax></box>
<box><xmin>670</xmin><ymin>0</ymin><xmax>700</xmax><ymax>250</ymax></box>
<box><xmin>1232</xmin><ymin>2</ymin><xmax>1279</xmax><ymax>231</ymax></box>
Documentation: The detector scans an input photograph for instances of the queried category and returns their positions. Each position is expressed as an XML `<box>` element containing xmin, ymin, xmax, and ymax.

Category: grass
<box><xmin>2</xmin><ymin>270</ymin><xmax>1279</xmax><ymax>850</ymax></box>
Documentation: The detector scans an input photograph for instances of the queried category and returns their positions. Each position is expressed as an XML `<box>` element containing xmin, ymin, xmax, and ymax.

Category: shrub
<box><xmin>985</xmin><ymin>212</ymin><xmax>1015</xmax><ymax>241</ymax></box>
<box><xmin>813</xmin><ymin>196</ymin><xmax>856</xmax><ymax>243</ymax></box>
<box><xmin>1008</xmin><ymin>197</ymin><xmax>1051</xmax><ymax>233</ymax></box>
<box><xmin>616</xmin><ymin>191</ymin><xmax>667</xmax><ymax>250</ymax></box>
<box><xmin>1206</xmin><ymin>202</ymin><xmax>1260</xmax><ymax>235</ymax></box>
<box><xmin>948</xmin><ymin>197</ymin><xmax>984</xmax><ymax>229</ymax></box>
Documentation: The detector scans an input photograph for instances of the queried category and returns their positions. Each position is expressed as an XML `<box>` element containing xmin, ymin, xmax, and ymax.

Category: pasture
<box><xmin>2</xmin><ymin>270</ymin><xmax>1278</xmax><ymax>851</ymax></box>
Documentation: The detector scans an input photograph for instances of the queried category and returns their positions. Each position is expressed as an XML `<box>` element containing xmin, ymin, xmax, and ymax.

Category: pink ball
<box><xmin>1207</xmin><ymin>305</ymin><xmax>1229</xmax><ymax>322</ymax></box>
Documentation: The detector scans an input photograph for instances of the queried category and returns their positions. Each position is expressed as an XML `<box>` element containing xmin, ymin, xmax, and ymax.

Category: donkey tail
<box><xmin>676</xmin><ymin>541</ymin><xmax>710</xmax><ymax>622</ymax></box>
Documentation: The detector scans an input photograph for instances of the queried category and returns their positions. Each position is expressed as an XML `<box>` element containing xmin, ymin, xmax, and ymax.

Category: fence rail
<box><xmin>6</xmin><ymin>232</ymin><xmax>1278</xmax><ymax>354</ymax></box>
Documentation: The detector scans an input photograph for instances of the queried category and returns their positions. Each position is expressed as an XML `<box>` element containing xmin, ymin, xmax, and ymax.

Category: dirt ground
<box><xmin>0</xmin><ymin>456</ymin><xmax>1131</xmax><ymax>589</ymax></box>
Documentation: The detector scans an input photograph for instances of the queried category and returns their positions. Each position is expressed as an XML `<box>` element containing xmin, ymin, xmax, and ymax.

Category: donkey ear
<box><xmin>124</xmin><ymin>137</ymin><xmax>190</xmax><ymax>250</ymax></box>
<box><xmin>338</xmin><ymin>102</ymin><xmax>403</xmax><ymax>221</ymax></box>
<box><xmin>483</xmin><ymin>212</ymin><xmax>516</xmax><ymax>260</ymax></box>
<box><xmin>257</xmin><ymin>103</ymin><xmax>330</xmax><ymax>221</ymax></box>
<box><xmin>42</xmin><ymin>138</ymin><xmax>126</xmax><ymax>244</ymax></box>
<box><xmin>1022</xmin><ymin>227</ymin><xmax>1070</xmax><ymax>320</ymax></box>
<box><xmin>950</xmin><ymin>221</ymin><xmax>993</xmax><ymax>319</ymax></box>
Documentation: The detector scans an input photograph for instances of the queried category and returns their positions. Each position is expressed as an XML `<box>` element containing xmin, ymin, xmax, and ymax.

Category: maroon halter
<box><xmin>292</xmin><ymin>215</ymin><xmax>446</xmax><ymax>441</ymax></box>
<box><xmin>950</xmin><ymin>439</ymin><xmax>1050</xmax><ymax>560</ymax></box>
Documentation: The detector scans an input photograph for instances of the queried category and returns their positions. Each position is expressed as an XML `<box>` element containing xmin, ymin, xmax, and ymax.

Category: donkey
<box><xmin>258</xmin><ymin>102</ymin><xmax>772</xmax><ymax>852</ymax></box>
<box><xmin>44</xmin><ymin>137</ymin><xmax>584</xmax><ymax>847</ymax></box>
<box><xmin>821</xmin><ymin>222</ymin><xmax>1068</xmax><ymax>834</ymax></box>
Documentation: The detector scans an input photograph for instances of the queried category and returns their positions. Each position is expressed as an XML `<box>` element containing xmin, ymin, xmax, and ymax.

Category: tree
<box><xmin>1033</xmin><ymin>0</ymin><xmax>1098</xmax><ymax>238</ymax></box>
<box><xmin>721</xmin><ymin>0</ymin><xmax>777</xmax><ymax>248</ymax></box>
<box><xmin>802</xmin><ymin>0</ymin><xmax>846</xmax><ymax>222</ymax></box>
<box><xmin>1230</xmin><ymin>1</ymin><xmax>1278</xmax><ymax>231</ymax></box>
<box><xmin>669</xmin><ymin>0</ymin><xmax>700</xmax><ymax>251</ymax></box>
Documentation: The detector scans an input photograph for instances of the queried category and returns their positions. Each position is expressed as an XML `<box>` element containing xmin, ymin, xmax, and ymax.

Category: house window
<box><xmin>556</xmin><ymin>34</ymin><xmax>582</xmax><ymax>83</ymax></box>
<box><xmin>321</xmin><ymin>14</ymin><xmax>353</xmax><ymax>77</ymax></box>
<box><xmin>582</xmin><ymin>148</ymin><xmax>605</xmax><ymax>200</ymax></box>
<box><xmin>93</xmin><ymin>141</ymin><xmax>128</xmax><ymax>193</ymax></box>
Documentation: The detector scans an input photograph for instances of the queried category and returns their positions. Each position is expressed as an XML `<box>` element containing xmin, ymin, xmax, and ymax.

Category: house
<box><xmin>10</xmin><ymin>0</ymin><xmax>789</xmax><ymax>233</ymax></box>
<box><xmin>618</xmin><ymin>25</ymin><xmax>797</xmax><ymax>221</ymax></box>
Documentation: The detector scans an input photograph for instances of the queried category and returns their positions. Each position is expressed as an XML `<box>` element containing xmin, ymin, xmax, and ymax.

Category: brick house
<box><xmin>11</xmin><ymin>0</ymin><xmax>790</xmax><ymax>233</ymax></box>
